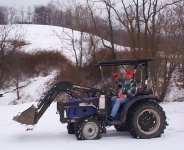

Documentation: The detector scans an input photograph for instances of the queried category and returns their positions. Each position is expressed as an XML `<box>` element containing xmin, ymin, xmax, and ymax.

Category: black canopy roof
<box><xmin>93</xmin><ymin>58</ymin><xmax>155</xmax><ymax>67</ymax></box>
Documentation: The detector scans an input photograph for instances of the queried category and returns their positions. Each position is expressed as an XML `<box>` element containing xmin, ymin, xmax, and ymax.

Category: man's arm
<box><xmin>126</xmin><ymin>80</ymin><xmax>137</xmax><ymax>97</ymax></box>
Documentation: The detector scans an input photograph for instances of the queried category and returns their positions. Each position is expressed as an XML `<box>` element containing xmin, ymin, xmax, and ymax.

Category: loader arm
<box><xmin>35</xmin><ymin>81</ymin><xmax>74</xmax><ymax>124</ymax></box>
<box><xmin>13</xmin><ymin>81</ymin><xmax>73</xmax><ymax>125</ymax></box>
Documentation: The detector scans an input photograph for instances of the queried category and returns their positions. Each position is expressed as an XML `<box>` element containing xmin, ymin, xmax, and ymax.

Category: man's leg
<box><xmin>111</xmin><ymin>96</ymin><xmax>117</xmax><ymax>105</ymax></box>
<box><xmin>110</xmin><ymin>98</ymin><xmax>127</xmax><ymax>118</ymax></box>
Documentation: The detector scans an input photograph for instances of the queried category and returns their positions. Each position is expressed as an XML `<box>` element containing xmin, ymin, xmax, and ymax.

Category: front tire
<box><xmin>75</xmin><ymin>116</ymin><xmax>102</xmax><ymax>140</ymax></box>
<box><xmin>129</xmin><ymin>101</ymin><xmax>167</xmax><ymax>139</ymax></box>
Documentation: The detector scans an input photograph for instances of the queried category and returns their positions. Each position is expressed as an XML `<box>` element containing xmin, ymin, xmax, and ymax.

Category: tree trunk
<box><xmin>15</xmin><ymin>76</ymin><xmax>20</xmax><ymax>100</ymax></box>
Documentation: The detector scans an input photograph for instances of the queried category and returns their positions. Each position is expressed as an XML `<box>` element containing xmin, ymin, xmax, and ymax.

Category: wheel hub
<box><xmin>88</xmin><ymin>128</ymin><xmax>93</xmax><ymax>133</ymax></box>
<box><xmin>83</xmin><ymin>122</ymin><xmax>98</xmax><ymax>140</ymax></box>
<box><xmin>137</xmin><ymin>109</ymin><xmax>160</xmax><ymax>135</ymax></box>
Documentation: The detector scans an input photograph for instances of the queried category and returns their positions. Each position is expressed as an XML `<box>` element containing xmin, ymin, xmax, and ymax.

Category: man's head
<box><xmin>125</xmin><ymin>70</ymin><xmax>134</xmax><ymax>80</ymax></box>
<box><xmin>112</xmin><ymin>72</ymin><xmax>121</xmax><ymax>82</ymax></box>
<box><xmin>112</xmin><ymin>65</ymin><xmax>134</xmax><ymax>81</ymax></box>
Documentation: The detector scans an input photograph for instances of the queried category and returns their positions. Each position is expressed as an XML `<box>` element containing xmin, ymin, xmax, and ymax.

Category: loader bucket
<box><xmin>13</xmin><ymin>105</ymin><xmax>38</xmax><ymax>125</ymax></box>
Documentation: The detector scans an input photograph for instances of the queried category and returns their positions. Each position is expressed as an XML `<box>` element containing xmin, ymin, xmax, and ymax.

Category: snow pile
<box><xmin>0</xmin><ymin>71</ymin><xmax>57</xmax><ymax>105</ymax></box>
<box><xmin>165</xmin><ymin>69</ymin><xmax>184</xmax><ymax>102</ymax></box>
<box><xmin>5</xmin><ymin>24</ymin><xmax>128</xmax><ymax>62</ymax></box>
<box><xmin>0</xmin><ymin>102</ymin><xmax>184</xmax><ymax>150</ymax></box>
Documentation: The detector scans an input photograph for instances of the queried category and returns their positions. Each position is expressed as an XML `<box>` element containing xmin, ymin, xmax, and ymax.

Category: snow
<box><xmin>3</xmin><ymin>24</ymin><xmax>127</xmax><ymax>62</ymax></box>
<box><xmin>0</xmin><ymin>71</ymin><xmax>57</xmax><ymax>105</ymax></box>
<box><xmin>0</xmin><ymin>102</ymin><xmax>184</xmax><ymax>150</ymax></box>
<box><xmin>165</xmin><ymin>69</ymin><xmax>184</xmax><ymax>102</ymax></box>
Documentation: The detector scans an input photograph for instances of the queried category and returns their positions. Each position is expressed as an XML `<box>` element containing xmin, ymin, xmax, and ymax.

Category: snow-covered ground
<box><xmin>3</xmin><ymin>24</ymin><xmax>127</xmax><ymax>62</ymax></box>
<box><xmin>0</xmin><ymin>102</ymin><xmax>184</xmax><ymax>150</ymax></box>
<box><xmin>165</xmin><ymin>69</ymin><xmax>184</xmax><ymax>102</ymax></box>
<box><xmin>0</xmin><ymin>23</ymin><xmax>184</xmax><ymax>150</ymax></box>
<box><xmin>0</xmin><ymin>71</ymin><xmax>57</xmax><ymax>105</ymax></box>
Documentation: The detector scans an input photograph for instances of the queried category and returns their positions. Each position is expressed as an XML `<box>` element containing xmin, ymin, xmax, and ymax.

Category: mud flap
<box><xmin>13</xmin><ymin>105</ymin><xmax>38</xmax><ymax>125</ymax></box>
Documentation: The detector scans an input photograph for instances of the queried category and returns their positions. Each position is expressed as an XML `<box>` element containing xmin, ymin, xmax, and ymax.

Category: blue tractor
<box><xmin>13</xmin><ymin>58</ymin><xmax>167</xmax><ymax>140</ymax></box>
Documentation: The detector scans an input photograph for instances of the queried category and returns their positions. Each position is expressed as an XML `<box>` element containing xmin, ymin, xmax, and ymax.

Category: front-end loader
<box><xmin>13</xmin><ymin>58</ymin><xmax>168</xmax><ymax>140</ymax></box>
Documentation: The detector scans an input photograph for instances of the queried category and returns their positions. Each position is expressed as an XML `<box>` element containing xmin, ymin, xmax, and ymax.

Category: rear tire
<box><xmin>128</xmin><ymin>101</ymin><xmax>167</xmax><ymax>139</ymax></box>
<box><xmin>75</xmin><ymin>116</ymin><xmax>102</xmax><ymax>140</ymax></box>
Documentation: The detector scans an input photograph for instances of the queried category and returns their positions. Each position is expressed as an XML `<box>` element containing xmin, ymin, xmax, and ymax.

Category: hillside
<box><xmin>0</xmin><ymin>24</ymin><xmax>127</xmax><ymax>105</ymax></box>
<box><xmin>0</xmin><ymin>24</ymin><xmax>183</xmax><ymax>104</ymax></box>
<box><xmin>7</xmin><ymin>24</ymin><xmax>126</xmax><ymax>61</ymax></box>
<box><xmin>0</xmin><ymin>24</ymin><xmax>184</xmax><ymax>105</ymax></box>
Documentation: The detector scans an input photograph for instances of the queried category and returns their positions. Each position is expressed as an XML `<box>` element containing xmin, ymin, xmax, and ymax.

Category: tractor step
<box><xmin>106</xmin><ymin>118</ymin><xmax>121</xmax><ymax>125</ymax></box>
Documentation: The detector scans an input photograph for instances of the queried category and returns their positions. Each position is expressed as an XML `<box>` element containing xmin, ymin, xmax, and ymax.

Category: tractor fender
<box><xmin>120</xmin><ymin>95</ymin><xmax>161</xmax><ymax>123</ymax></box>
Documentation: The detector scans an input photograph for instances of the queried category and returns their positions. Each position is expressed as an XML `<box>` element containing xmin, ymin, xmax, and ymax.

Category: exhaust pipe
<box><xmin>13</xmin><ymin>105</ymin><xmax>38</xmax><ymax>125</ymax></box>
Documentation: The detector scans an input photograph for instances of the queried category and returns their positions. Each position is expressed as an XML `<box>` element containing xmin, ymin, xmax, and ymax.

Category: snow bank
<box><xmin>165</xmin><ymin>69</ymin><xmax>184</xmax><ymax>102</ymax></box>
<box><xmin>3</xmin><ymin>24</ymin><xmax>128</xmax><ymax>63</ymax></box>
<box><xmin>0</xmin><ymin>71</ymin><xmax>57</xmax><ymax>105</ymax></box>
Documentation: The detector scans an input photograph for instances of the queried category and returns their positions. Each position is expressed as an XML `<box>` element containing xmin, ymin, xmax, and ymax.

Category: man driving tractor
<box><xmin>109</xmin><ymin>66</ymin><xmax>137</xmax><ymax>121</ymax></box>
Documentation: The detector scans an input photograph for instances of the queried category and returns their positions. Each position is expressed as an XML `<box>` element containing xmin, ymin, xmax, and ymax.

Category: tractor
<box><xmin>13</xmin><ymin>58</ymin><xmax>167</xmax><ymax>140</ymax></box>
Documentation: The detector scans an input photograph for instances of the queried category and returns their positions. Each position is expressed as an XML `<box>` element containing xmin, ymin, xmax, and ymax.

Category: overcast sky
<box><xmin>0</xmin><ymin>0</ymin><xmax>81</xmax><ymax>8</ymax></box>
<box><xmin>0</xmin><ymin>0</ymin><xmax>169</xmax><ymax>8</ymax></box>
<box><xmin>0</xmin><ymin>0</ymin><xmax>46</xmax><ymax>7</ymax></box>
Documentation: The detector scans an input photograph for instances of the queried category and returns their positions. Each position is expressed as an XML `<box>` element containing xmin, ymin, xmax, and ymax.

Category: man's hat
<box><xmin>112</xmin><ymin>72</ymin><xmax>121</xmax><ymax>81</ymax></box>
<box><xmin>125</xmin><ymin>70</ymin><xmax>134</xmax><ymax>79</ymax></box>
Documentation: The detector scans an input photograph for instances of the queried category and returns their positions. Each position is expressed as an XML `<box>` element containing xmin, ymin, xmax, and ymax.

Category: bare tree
<box><xmin>19</xmin><ymin>7</ymin><xmax>25</xmax><ymax>23</ymax></box>
<box><xmin>0</xmin><ymin>7</ymin><xmax>7</xmax><ymax>25</ymax></box>
<box><xmin>104</xmin><ymin>0</ymin><xmax>182</xmax><ymax>56</ymax></box>
<box><xmin>33</xmin><ymin>6</ymin><xmax>48</xmax><ymax>25</ymax></box>
<box><xmin>0</xmin><ymin>25</ymin><xmax>13</xmax><ymax>56</ymax></box>
<box><xmin>102</xmin><ymin>0</ymin><xmax>182</xmax><ymax>100</ymax></box>
<box><xmin>0</xmin><ymin>25</ymin><xmax>13</xmax><ymax>88</ymax></box>
<box><xmin>174</xmin><ymin>2</ymin><xmax>184</xmax><ymax>85</ymax></box>
<box><xmin>87</xmin><ymin>0</ymin><xmax>116</xmax><ymax>59</ymax></box>
<box><xmin>0</xmin><ymin>24</ymin><xmax>26</xmax><ymax>91</ymax></box>
<box><xmin>54</xmin><ymin>27</ymin><xmax>83</xmax><ymax>68</ymax></box>
<box><xmin>8</xmin><ymin>7</ymin><xmax>18</xmax><ymax>24</ymax></box>
<box><xmin>86</xmin><ymin>34</ymin><xmax>100</xmax><ymax>63</ymax></box>
<box><xmin>26</xmin><ymin>7</ymin><xmax>33</xmax><ymax>23</ymax></box>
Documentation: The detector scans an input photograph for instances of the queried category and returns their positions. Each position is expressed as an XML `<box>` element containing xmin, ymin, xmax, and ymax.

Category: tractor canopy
<box><xmin>93</xmin><ymin>58</ymin><xmax>155</xmax><ymax>81</ymax></box>
<box><xmin>93</xmin><ymin>58</ymin><xmax>155</xmax><ymax>67</ymax></box>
